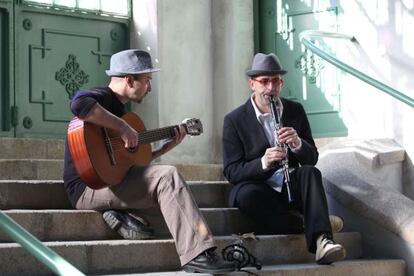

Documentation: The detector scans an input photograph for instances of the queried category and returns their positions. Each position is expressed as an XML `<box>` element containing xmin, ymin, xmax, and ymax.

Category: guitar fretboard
<box><xmin>138</xmin><ymin>125</ymin><xmax>179</xmax><ymax>144</ymax></box>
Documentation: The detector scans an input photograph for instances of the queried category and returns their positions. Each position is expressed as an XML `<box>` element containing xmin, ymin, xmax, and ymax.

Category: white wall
<box><xmin>130</xmin><ymin>0</ymin><xmax>254</xmax><ymax>164</ymax></box>
<box><xmin>130</xmin><ymin>0</ymin><xmax>160</xmax><ymax>131</ymax></box>
<box><xmin>211</xmin><ymin>0</ymin><xmax>254</xmax><ymax>162</ymax></box>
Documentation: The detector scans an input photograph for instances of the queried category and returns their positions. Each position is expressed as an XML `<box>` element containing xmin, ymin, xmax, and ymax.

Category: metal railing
<box><xmin>0</xmin><ymin>211</ymin><xmax>85</xmax><ymax>275</ymax></box>
<box><xmin>299</xmin><ymin>30</ymin><xmax>414</xmax><ymax>109</ymax></box>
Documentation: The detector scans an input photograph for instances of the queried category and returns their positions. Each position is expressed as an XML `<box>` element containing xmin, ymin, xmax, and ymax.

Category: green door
<box><xmin>3</xmin><ymin>1</ymin><xmax>128</xmax><ymax>138</ymax></box>
<box><xmin>257</xmin><ymin>0</ymin><xmax>347</xmax><ymax>138</ymax></box>
<box><xmin>0</xmin><ymin>0</ymin><xmax>14</xmax><ymax>137</ymax></box>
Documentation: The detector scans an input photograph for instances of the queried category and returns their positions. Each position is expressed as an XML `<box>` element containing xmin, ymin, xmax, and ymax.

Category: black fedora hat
<box><xmin>246</xmin><ymin>53</ymin><xmax>287</xmax><ymax>77</ymax></box>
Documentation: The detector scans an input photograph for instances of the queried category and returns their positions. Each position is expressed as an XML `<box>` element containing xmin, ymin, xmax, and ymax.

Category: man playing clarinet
<box><xmin>221</xmin><ymin>53</ymin><xmax>346</xmax><ymax>264</ymax></box>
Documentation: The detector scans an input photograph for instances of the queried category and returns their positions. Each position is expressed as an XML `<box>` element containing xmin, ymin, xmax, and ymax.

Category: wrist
<box><xmin>290</xmin><ymin>138</ymin><xmax>302</xmax><ymax>152</ymax></box>
<box><xmin>261</xmin><ymin>156</ymin><xmax>269</xmax><ymax>170</ymax></box>
<box><xmin>117</xmin><ymin>119</ymin><xmax>128</xmax><ymax>132</ymax></box>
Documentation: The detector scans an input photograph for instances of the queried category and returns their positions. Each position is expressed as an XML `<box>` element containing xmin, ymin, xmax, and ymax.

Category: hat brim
<box><xmin>246</xmin><ymin>69</ymin><xmax>287</xmax><ymax>77</ymax></box>
<box><xmin>106</xmin><ymin>68</ymin><xmax>160</xmax><ymax>77</ymax></box>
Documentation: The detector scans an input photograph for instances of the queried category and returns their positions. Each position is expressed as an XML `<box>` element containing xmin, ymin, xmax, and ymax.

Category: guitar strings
<box><xmin>103</xmin><ymin>129</ymin><xmax>177</xmax><ymax>150</ymax></box>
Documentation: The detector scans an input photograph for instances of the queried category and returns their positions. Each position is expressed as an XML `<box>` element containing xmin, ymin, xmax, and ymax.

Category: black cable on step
<box><xmin>222</xmin><ymin>238</ymin><xmax>262</xmax><ymax>275</ymax></box>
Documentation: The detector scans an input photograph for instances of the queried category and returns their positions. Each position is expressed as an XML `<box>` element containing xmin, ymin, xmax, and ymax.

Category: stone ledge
<box><xmin>318</xmin><ymin>138</ymin><xmax>413</xmax><ymax>244</ymax></box>
<box><xmin>323</xmin><ymin>169</ymin><xmax>414</xmax><ymax>245</ymax></box>
<box><xmin>318</xmin><ymin>138</ymin><xmax>405</xmax><ymax>168</ymax></box>
<box><xmin>318</xmin><ymin>138</ymin><xmax>405</xmax><ymax>193</ymax></box>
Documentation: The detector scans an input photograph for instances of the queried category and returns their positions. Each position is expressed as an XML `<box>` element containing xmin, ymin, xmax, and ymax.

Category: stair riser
<box><xmin>0</xmin><ymin>181</ymin><xmax>70</xmax><ymax>209</ymax></box>
<box><xmin>0</xmin><ymin>160</ymin><xmax>224</xmax><ymax>181</ymax></box>
<box><xmin>0</xmin><ymin>181</ymin><xmax>231</xmax><ymax>209</ymax></box>
<box><xmin>0</xmin><ymin>138</ymin><xmax>64</xmax><ymax>160</ymax></box>
<box><xmin>0</xmin><ymin>209</ymin><xmax>256</xmax><ymax>241</ymax></box>
<box><xmin>136</xmin><ymin>260</ymin><xmax>405</xmax><ymax>276</ymax></box>
<box><xmin>243</xmin><ymin>263</ymin><xmax>405</xmax><ymax>276</ymax></box>
<box><xmin>0</xmin><ymin>234</ymin><xmax>361</xmax><ymax>275</ymax></box>
<box><xmin>0</xmin><ymin>160</ymin><xmax>63</xmax><ymax>180</ymax></box>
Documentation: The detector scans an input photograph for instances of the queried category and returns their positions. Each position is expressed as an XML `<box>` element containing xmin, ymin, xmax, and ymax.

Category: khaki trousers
<box><xmin>76</xmin><ymin>164</ymin><xmax>216</xmax><ymax>265</ymax></box>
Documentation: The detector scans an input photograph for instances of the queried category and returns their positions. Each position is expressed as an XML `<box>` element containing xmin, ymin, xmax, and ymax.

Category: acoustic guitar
<box><xmin>67</xmin><ymin>112</ymin><xmax>203</xmax><ymax>189</ymax></box>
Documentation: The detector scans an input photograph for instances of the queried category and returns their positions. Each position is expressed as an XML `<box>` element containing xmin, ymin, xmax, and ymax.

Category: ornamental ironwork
<box><xmin>55</xmin><ymin>54</ymin><xmax>89</xmax><ymax>98</ymax></box>
<box><xmin>295</xmin><ymin>49</ymin><xmax>324</xmax><ymax>84</ymax></box>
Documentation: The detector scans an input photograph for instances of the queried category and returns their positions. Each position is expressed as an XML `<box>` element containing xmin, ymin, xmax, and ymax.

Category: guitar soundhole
<box><xmin>127</xmin><ymin>146</ymin><xmax>138</xmax><ymax>153</ymax></box>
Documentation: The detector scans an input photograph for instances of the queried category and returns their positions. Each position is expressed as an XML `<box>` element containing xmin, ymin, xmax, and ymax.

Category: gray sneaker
<box><xmin>315</xmin><ymin>234</ymin><xmax>346</xmax><ymax>264</ymax></box>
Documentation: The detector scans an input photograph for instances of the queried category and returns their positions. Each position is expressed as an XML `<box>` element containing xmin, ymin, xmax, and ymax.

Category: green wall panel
<box><xmin>15</xmin><ymin>9</ymin><xmax>128</xmax><ymax>138</ymax></box>
<box><xmin>0</xmin><ymin>1</ymin><xmax>129</xmax><ymax>138</ymax></box>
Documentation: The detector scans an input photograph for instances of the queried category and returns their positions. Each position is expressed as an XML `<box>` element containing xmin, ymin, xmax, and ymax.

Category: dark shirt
<box><xmin>63</xmin><ymin>86</ymin><xmax>125</xmax><ymax>207</ymax></box>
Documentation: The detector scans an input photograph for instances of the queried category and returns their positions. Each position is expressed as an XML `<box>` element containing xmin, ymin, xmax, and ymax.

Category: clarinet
<box><xmin>268</xmin><ymin>95</ymin><xmax>294</xmax><ymax>204</ymax></box>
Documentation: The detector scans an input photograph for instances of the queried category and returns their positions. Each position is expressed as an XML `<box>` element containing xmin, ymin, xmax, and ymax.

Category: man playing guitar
<box><xmin>63</xmin><ymin>49</ymin><xmax>235</xmax><ymax>274</ymax></box>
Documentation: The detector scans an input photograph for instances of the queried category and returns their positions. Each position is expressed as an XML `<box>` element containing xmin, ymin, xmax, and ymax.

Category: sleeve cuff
<box><xmin>290</xmin><ymin>138</ymin><xmax>302</xmax><ymax>152</ymax></box>
<box><xmin>261</xmin><ymin>156</ymin><xmax>269</xmax><ymax>170</ymax></box>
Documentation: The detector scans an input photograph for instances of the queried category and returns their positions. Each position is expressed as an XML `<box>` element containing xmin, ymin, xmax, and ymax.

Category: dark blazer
<box><xmin>222</xmin><ymin>97</ymin><xmax>319</xmax><ymax>207</ymax></box>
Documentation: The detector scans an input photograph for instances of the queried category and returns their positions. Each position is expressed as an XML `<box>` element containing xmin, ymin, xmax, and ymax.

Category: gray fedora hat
<box><xmin>246</xmin><ymin>53</ymin><xmax>287</xmax><ymax>77</ymax></box>
<box><xmin>106</xmin><ymin>49</ymin><xmax>160</xmax><ymax>77</ymax></box>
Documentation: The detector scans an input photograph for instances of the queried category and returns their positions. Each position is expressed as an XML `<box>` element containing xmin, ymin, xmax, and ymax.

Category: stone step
<box><xmin>116</xmin><ymin>259</ymin><xmax>405</xmax><ymax>276</ymax></box>
<box><xmin>0</xmin><ymin>233</ymin><xmax>362</xmax><ymax>275</ymax></box>
<box><xmin>0</xmin><ymin>138</ymin><xmax>64</xmax><ymax>159</ymax></box>
<box><xmin>0</xmin><ymin>160</ymin><xmax>225</xmax><ymax>181</ymax></box>
<box><xmin>0</xmin><ymin>159</ymin><xmax>63</xmax><ymax>180</ymax></box>
<box><xmin>0</xmin><ymin>180</ymin><xmax>230</xmax><ymax>209</ymax></box>
<box><xmin>0</xmin><ymin>180</ymin><xmax>70</xmax><ymax>209</ymax></box>
<box><xmin>0</xmin><ymin>208</ymin><xmax>256</xmax><ymax>241</ymax></box>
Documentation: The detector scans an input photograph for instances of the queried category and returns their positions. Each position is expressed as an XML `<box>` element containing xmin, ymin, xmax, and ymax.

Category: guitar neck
<box><xmin>138</xmin><ymin>125</ymin><xmax>180</xmax><ymax>144</ymax></box>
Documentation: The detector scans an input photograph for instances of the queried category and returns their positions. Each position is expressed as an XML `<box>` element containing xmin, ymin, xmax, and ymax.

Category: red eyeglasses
<box><xmin>252</xmin><ymin>77</ymin><xmax>283</xmax><ymax>87</ymax></box>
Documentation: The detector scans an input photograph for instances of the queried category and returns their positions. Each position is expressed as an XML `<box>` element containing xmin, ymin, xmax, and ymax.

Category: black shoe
<box><xmin>102</xmin><ymin>210</ymin><xmax>154</xmax><ymax>240</ymax></box>
<box><xmin>182</xmin><ymin>248</ymin><xmax>236</xmax><ymax>274</ymax></box>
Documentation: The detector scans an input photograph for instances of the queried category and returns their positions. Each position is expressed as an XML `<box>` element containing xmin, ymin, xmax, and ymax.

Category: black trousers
<box><xmin>234</xmin><ymin>165</ymin><xmax>332</xmax><ymax>253</ymax></box>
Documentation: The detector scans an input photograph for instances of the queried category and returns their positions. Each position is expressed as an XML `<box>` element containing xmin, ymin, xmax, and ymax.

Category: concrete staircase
<box><xmin>0</xmin><ymin>138</ymin><xmax>405</xmax><ymax>275</ymax></box>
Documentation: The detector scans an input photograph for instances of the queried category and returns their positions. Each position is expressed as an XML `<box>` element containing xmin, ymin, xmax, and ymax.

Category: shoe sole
<box><xmin>118</xmin><ymin>226</ymin><xmax>154</xmax><ymax>240</ymax></box>
<box><xmin>103</xmin><ymin>212</ymin><xmax>154</xmax><ymax>240</ymax></box>
<box><xmin>103</xmin><ymin>212</ymin><xmax>123</xmax><ymax>231</ymax></box>
<box><xmin>182</xmin><ymin>264</ymin><xmax>235</xmax><ymax>274</ymax></box>
<box><xmin>317</xmin><ymin>247</ymin><xmax>346</xmax><ymax>265</ymax></box>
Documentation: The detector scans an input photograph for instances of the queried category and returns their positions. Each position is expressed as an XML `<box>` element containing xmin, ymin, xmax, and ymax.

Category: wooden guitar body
<box><xmin>67</xmin><ymin>112</ymin><xmax>202</xmax><ymax>189</ymax></box>
<box><xmin>67</xmin><ymin>113</ymin><xmax>151</xmax><ymax>189</ymax></box>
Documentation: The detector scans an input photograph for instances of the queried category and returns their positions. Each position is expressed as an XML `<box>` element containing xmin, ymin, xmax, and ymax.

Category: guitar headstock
<box><xmin>182</xmin><ymin>118</ymin><xmax>203</xmax><ymax>136</ymax></box>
